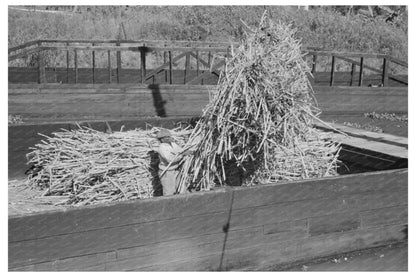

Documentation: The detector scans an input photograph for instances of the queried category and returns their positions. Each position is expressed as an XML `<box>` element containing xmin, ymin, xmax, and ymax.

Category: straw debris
<box><xmin>25</xmin><ymin>125</ymin><xmax>187</xmax><ymax>206</ymax></box>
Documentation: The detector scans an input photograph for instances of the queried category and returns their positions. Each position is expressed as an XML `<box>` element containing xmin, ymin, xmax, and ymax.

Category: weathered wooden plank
<box><xmin>360</xmin><ymin>205</ymin><xmax>408</xmax><ymax>228</ymax></box>
<box><xmin>107</xmin><ymin>50</ymin><xmax>111</xmax><ymax>83</ymax></box>
<box><xmin>349</xmin><ymin>63</ymin><xmax>355</xmax><ymax>86</ymax></box>
<box><xmin>308</xmin><ymin>50</ymin><xmax>387</xmax><ymax>59</ymax></box>
<box><xmin>336</xmin><ymin>55</ymin><xmax>407</xmax><ymax>85</ymax></box>
<box><xmin>313</xmin><ymin>85</ymin><xmax>407</xmax><ymax>94</ymax></box>
<box><xmin>37</xmin><ymin>49</ymin><xmax>46</xmax><ymax>84</ymax></box>
<box><xmin>10</xmin><ymin>224</ymin><xmax>302</xmax><ymax>271</ymax></box>
<box><xmin>92</xmin><ymin>43</ymin><xmax>96</xmax><ymax>84</ymax></box>
<box><xmin>8</xmin><ymin>40</ymin><xmax>40</xmax><ymax>53</ymax></box>
<box><xmin>308</xmin><ymin>212</ymin><xmax>361</xmax><ymax>236</ymax></box>
<box><xmin>133</xmin><ymin>224</ymin><xmax>406</xmax><ymax>271</ymax></box>
<box><xmin>40</xmin><ymin>45</ymin><xmax>229</xmax><ymax>53</ymax></box>
<box><xmin>358</xmin><ymin>57</ymin><xmax>364</xmax><ymax>86</ymax></box>
<box><xmin>9</xmin><ymin>169</ymin><xmax>407</xmax><ymax>266</ymax></box>
<box><xmin>184</xmin><ymin>51</ymin><xmax>190</xmax><ymax>83</ymax></box>
<box><xmin>9</xmin><ymin>251</ymin><xmax>116</xmax><ymax>271</ymax></box>
<box><xmin>116</xmin><ymin>42</ymin><xmax>121</xmax><ymax>84</ymax></box>
<box><xmin>144</xmin><ymin>52</ymin><xmax>187</xmax><ymax>81</ymax></box>
<box><xmin>228</xmin><ymin>189</ymin><xmax>406</xmax><ymax>231</ymax></box>
<box><xmin>231</xmin><ymin>169</ymin><xmax>407</xmax><ymax>210</ymax></box>
<box><xmin>263</xmin><ymin>219</ymin><xmax>308</xmax><ymax>235</ymax></box>
<box><xmin>8</xmin><ymin>47</ymin><xmax>41</xmax><ymax>62</ymax></box>
<box><xmin>382</xmin><ymin>57</ymin><xmax>389</xmax><ymax>87</ymax></box>
<box><xmin>329</xmin><ymin>55</ymin><xmax>335</xmax><ymax>86</ymax></box>
<box><xmin>186</xmin><ymin>60</ymin><xmax>225</xmax><ymax>85</ymax></box>
<box><xmin>74</xmin><ymin>49</ymin><xmax>78</xmax><ymax>84</ymax></box>
<box><xmin>388</xmin><ymin>56</ymin><xmax>408</xmax><ymax>67</ymax></box>
<box><xmin>38</xmin><ymin>39</ymin><xmax>235</xmax><ymax>47</ymax></box>
<box><xmin>9</xmin><ymin>189</ymin><xmax>232</xmax><ymax>242</ymax></box>
<box><xmin>8</xmin><ymin>209</ymin><xmax>230</xmax><ymax>267</ymax></box>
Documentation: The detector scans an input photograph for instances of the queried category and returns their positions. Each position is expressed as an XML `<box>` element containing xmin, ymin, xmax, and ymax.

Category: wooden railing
<box><xmin>8</xmin><ymin>40</ymin><xmax>408</xmax><ymax>86</ymax></box>
<box><xmin>307</xmin><ymin>50</ymin><xmax>408</xmax><ymax>86</ymax></box>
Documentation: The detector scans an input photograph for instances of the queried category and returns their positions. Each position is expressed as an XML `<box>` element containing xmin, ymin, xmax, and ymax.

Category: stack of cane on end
<box><xmin>176</xmin><ymin>11</ymin><xmax>340</xmax><ymax>193</ymax></box>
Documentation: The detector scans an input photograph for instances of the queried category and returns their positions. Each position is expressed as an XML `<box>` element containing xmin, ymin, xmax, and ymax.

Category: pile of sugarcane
<box><xmin>175</xmin><ymin>12</ymin><xmax>340</xmax><ymax>192</ymax></box>
<box><xmin>25</xmin><ymin>125</ymin><xmax>187</xmax><ymax>206</ymax></box>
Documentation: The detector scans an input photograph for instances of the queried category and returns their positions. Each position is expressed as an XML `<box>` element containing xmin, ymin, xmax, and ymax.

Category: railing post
<box><xmin>66</xmin><ymin>42</ymin><xmax>69</xmax><ymax>83</ymax></box>
<box><xmin>196</xmin><ymin>50</ymin><xmax>200</xmax><ymax>77</ymax></box>
<box><xmin>116</xmin><ymin>42</ymin><xmax>121</xmax><ymax>84</ymax></box>
<box><xmin>164</xmin><ymin>42</ymin><xmax>168</xmax><ymax>84</ymax></box>
<box><xmin>349</xmin><ymin>62</ymin><xmax>355</xmax><ymax>86</ymax></box>
<box><xmin>74</xmin><ymin>49</ymin><xmax>78</xmax><ymax>84</ymax></box>
<box><xmin>382</xmin><ymin>56</ymin><xmax>389</xmax><ymax>87</ymax></box>
<box><xmin>358</xmin><ymin>57</ymin><xmax>364</xmax><ymax>86</ymax></box>
<box><xmin>311</xmin><ymin>54</ymin><xmax>317</xmax><ymax>74</ymax></box>
<box><xmin>37</xmin><ymin>42</ymin><xmax>46</xmax><ymax>84</ymax></box>
<box><xmin>107</xmin><ymin>50</ymin><xmax>112</xmax><ymax>83</ymax></box>
<box><xmin>92</xmin><ymin>43</ymin><xmax>95</xmax><ymax>84</ymax></box>
<box><xmin>168</xmin><ymin>50</ymin><xmax>173</xmax><ymax>85</ymax></box>
<box><xmin>329</xmin><ymin>55</ymin><xmax>335</xmax><ymax>86</ymax></box>
<box><xmin>208</xmin><ymin>44</ymin><xmax>212</xmax><ymax>68</ymax></box>
<box><xmin>184</xmin><ymin>51</ymin><xmax>190</xmax><ymax>84</ymax></box>
<box><xmin>140</xmin><ymin>45</ymin><xmax>146</xmax><ymax>84</ymax></box>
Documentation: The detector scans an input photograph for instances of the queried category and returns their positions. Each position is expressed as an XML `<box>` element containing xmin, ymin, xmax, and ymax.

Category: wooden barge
<box><xmin>8</xmin><ymin>116</ymin><xmax>408</xmax><ymax>271</ymax></box>
<box><xmin>8</xmin><ymin>42</ymin><xmax>408</xmax><ymax>270</ymax></box>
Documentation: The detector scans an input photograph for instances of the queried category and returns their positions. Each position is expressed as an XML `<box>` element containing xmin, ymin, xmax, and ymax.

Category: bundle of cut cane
<box><xmin>175</xmin><ymin>12</ymin><xmax>340</xmax><ymax>192</ymax></box>
<box><xmin>25</xmin><ymin>125</ymin><xmax>187</xmax><ymax>206</ymax></box>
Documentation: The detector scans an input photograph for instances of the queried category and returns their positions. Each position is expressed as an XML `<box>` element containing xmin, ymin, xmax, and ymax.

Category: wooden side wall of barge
<box><xmin>8</xmin><ymin>117</ymin><xmax>407</xmax><ymax>179</ymax></box>
<box><xmin>9</xmin><ymin>168</ymin><xmax>408</xmax><ymax>271</ymax></box>
<box><xmin>8</xmin><ymin>84</ymin><xmax>408</xmax><ymax>123</ymax></box>
<box><xmin>8</xmin><ymin>67</ymin><xmax>408</xmax><ymax>87</ymax></box>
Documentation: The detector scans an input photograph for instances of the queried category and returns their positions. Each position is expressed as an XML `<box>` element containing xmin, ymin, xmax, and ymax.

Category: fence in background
<box><xmin>8</xmin><ymin>39</ymin><xmax>408</xmax><ymax>87</ymax></box>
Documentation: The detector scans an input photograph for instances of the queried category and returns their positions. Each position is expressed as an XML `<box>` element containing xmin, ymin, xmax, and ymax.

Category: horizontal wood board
<box><xmin>8</xmin><ymin>67</ymin><xmax>408</xmax><ymax>87</ymax></box>
<box><xmin>9</xmin><ymin>168</ymin><xmax>408</xmax><ymax>270</ymax></box>
<box><xmin>8</xmin><ymin>84</ymin><xmax>408</xmax><ymax>124</ymax></box>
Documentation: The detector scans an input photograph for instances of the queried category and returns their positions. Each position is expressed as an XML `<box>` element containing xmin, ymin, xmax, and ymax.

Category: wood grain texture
<box><xmin>9</xmin><ymin>168</ymin><xmax>407</xmax><ymax>270</ymax></box>
<box><xmin>8</xmin><ymin>84</ymin><xmax>407</xmax><ymax>124</ymax></box>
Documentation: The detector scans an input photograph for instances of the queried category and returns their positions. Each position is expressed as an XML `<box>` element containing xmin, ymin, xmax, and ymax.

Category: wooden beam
<box><xmin>349</xmin><ymin>63</ymin><xmax>355</xmax><ymax>86</ymax></box>
<box><xmin>307</xmin><ymin>50</ymin><xmax>387</xmax><ymax>59</ymax></box>
<box><xmin>186</xmin><ymin>60</ymin><xmax>225</xmax><ymax>85</ymax></box>
<box><xmin>144</xmin><ymin>52</ymin><xmax>187</xmax><ymax>81</ymax></box>
<box><xmin>330</xmin><ymin>56</ymin><xmax>336</xmax><ymax>86</ymax></box>
<box><xmin>140</xmin><ymin>47</ymin><xmax>146</xmax><ymax>84</ymax></box>
<box><xmin>40</xmin><ymin>45</ymin><xmax>229</xmax><ymax>53</ymax></box>
<box><xmin>388</xmin><ymin>56</ymin><xmax>408</xmax><ymax>68</ymax></box>
<box><xmin>312</xmin><ymin>54</ymin><xmax>317</xmax><ymax>74</ymax></box>
<box><xmin>358</xmin><ymin>57</ymin><xmax>364</xmax><ymax>87</ymax></box>
<box><xmin>184</xmin><ymin>51</ymin><xmax>190</xmax><ymax>84</ymax></box>
<box><xmin>169</xmin><ymin>51</ymin><xmax>173</xmax><ymax>85</ymax></box>
<box><xmin>38</xmin><ymin>39</ymin><xmax>236</xmax><ymax>47</ymax></box>
<box><xmin>196</xmin><ymin>51</ymin><xmax>200</xmax><ymax>77</ymax></box>
<box><xmin>37</xmin><ymin>49</ymin><xmax>46</xmax><ymax>84</ymax></box>
<box><xmin>74</xmin><ymin>49</ymin><xmax>78</xmax><ymax>84</ymax></box>
<box><xmin>336</xmin><ymin>55</ymin><xmax>407</xmax><ymax>85</ymax></box>
<box><xmin>8</xmin><ymin>48</ymin><xmax>41</xmax><ymax>62</ymax></box>
<box><xmin>92</xmin><ymin>43</ymin><xmax>95</xmax><ymax>84</ymax></box>
<box><xmin>107</xmin><ymin>50</ymin><xmax>111</xmax><ymax>84</ymax></box>
<box><xmin>164</xmin><ymin>43</ymin><xmax>168</xmax><ymax>83</ymax></box>
<box><xmin>8</xmin><ymin>40</ymin><xmax>40</xmax><ymax>54</ymax></box>
<box><xmin>382</xmin><ymin>57</ymin><xmax>389</xmax><ymax>87</ymax></box>
<box><xmin>116</xmin><ymin>42</ymin><xmax>121</xmax><ymax>84</ymax></box>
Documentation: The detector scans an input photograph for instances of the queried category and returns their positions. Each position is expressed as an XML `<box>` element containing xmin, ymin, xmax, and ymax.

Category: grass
<box><xmin>8</xmin><ymin>6</ymin><xmax>408</xmax><ymax>74</ymax></box>
<box><xmin>364</xmin><ymin>112</ymin><xmax>408</xmax><ymax>122</ymax></box>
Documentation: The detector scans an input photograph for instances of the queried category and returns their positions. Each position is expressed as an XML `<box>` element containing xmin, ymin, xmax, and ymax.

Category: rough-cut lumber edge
<box><xmin>314</xmin><ymin>121</ymin><xmax>408</xmax><ymax>159</ymax></box>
